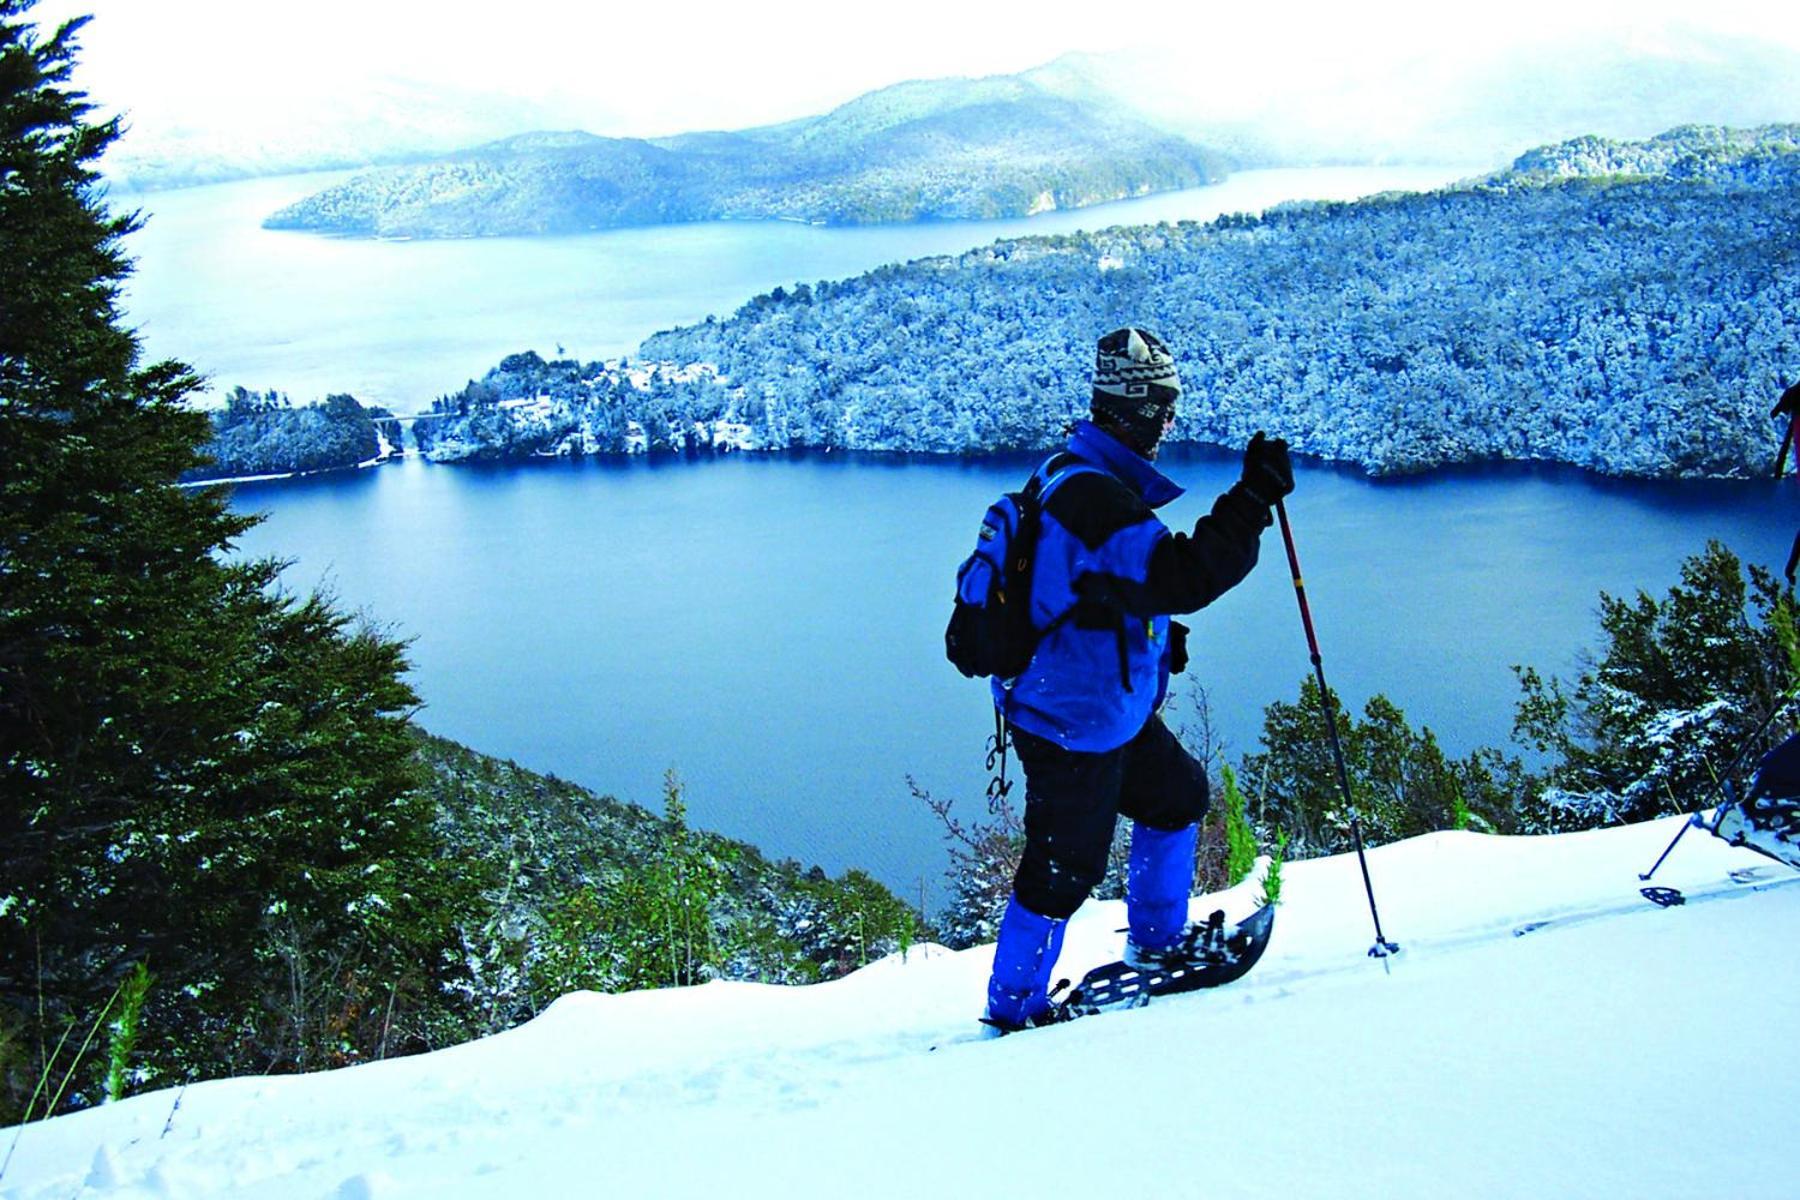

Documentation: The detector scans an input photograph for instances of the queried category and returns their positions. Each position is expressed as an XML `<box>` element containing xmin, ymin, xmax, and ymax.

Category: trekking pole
<box><xmin>1774</xmin><ymin>382</ymin><xmax>1800</xmax><ymax>479</ymax></box>
<box><xmin>1774</xmin><ymin>413</ymin><xmax>1797</xmax><ymax>480</ymax></box>
<box><xmin>1274</xmin><ymin>499</ymin><xmax>1401</xmax><ymax>959</ymax></box>
<box><xmin>1637</xmin><ymin>815</ymin><xmax>1702</xmax><ymax>883</ymax></box>
<box><xmin>1639</xmin><ymin>690</ymin><xmax>1800</xmax><ymax>881</ymax></box>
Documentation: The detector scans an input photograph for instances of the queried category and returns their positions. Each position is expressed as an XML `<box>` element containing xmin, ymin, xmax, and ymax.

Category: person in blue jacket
<box><xmin>984</xmin><ymin>326</ymin><xmax>1293</xmax><ymax>1031</ymax></box>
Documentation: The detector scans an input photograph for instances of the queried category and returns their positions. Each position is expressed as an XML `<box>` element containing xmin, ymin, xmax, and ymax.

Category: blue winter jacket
<box><xmin>993</xmin><ymin>420</ymin><xmax>1271</xmax><ymax>752</ymax></box>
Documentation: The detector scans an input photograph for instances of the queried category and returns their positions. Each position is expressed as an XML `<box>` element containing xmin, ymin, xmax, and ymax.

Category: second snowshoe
<box><xmin>1710</xmin><ymin>798</ymin><xmax>1800</xmax><ymax>871</ymax></box>
<box><xmin>1704</xmin><ymin>730</ymin><xmax>1800</xmax><ymax>872</ymax></box>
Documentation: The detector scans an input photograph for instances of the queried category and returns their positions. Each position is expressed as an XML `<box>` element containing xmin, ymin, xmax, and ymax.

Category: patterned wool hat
<box><xmin>1091</xmin><ymin>327</ymin><xmax>1181</xmax><ymax>450</ymax></box>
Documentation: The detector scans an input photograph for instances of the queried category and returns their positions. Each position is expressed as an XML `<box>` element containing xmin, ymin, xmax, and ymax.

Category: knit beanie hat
<box><xmin>1091</xmin><ymin>327</ymin><xmax>1180</xmax><ymax>451</ymax></box>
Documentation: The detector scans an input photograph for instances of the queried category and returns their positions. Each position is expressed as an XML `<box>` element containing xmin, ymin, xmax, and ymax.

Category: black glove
<box><xmin>1240</xmin><ymin>431</ymin><xmax>1294</xmax><ymax>507</ymax></box>
<box><xmin>1168</xmin><ymin>620</ymin><xmax>1190</xmax><ymax>675</ymax></box>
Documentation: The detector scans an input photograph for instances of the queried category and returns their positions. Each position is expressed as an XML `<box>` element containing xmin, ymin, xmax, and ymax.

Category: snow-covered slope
<box><xmin>4</xmin><ymin>817</ymin><xmax>1795</xmax><ymax>1199</ymax></box>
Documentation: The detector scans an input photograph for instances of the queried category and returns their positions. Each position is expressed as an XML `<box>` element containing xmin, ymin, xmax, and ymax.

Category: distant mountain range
<box><xmin>256</xmin><ymin>25</ymin><xmax>1800</xmax><ymax>241</ymax></box>
<box><xmin>97</xmin><ymin>24</ymin><xmax>1800</xmax><ymax>200</ymax></box>
<box><xmin>261</xmin><ymin>77</ymin><xmax>1229</xmax><ymax>237</ymax></box>
<box><xmin>1026</xmin><ymin>29</ymin><xmax>1800</xmax><ymax>167</ymax></box>
<box><xmin>98</xmin><ymin>77</ymin><xmax>572</xmax><ymax>193</ymax></box>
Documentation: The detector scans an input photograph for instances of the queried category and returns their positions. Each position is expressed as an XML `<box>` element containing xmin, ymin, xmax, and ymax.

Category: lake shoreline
<box><xmin>121</xmin><ymin>165</ymin><xmax>1489</xmax><ymax>413</ymax></box>
<box><xmin>181</xmin><ymin>447</ymin><xmax>400</xmax><ymax>489</ymax></box>
<box><xmin>232</xmin><ymin>437</ymin><xmax>1771</xmax><ymax>489</ymax></box>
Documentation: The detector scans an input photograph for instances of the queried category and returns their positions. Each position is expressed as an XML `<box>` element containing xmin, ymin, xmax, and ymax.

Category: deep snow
<box><xmin>3</xmin><ymin>815</ymin><xmax>1795</xmax><ymax>1200</ymax></box>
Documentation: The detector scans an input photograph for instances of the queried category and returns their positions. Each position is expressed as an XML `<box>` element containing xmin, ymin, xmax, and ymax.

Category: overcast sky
<box><xmin>28</xmin><ymin>0</ymin><xmax>1800</xmax><ymax>139</ymax></box>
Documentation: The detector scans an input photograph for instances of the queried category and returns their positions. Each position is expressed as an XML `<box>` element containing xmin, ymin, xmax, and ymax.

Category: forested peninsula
<box><xmin>416</xmin><ymin>125</ymin><xmax>1800</xmax><ymax>479</ymax></box>
<box><xmin>183</xmin><ymin>387</ymin><xmax>398</xmax><ymax>482</ymax></box>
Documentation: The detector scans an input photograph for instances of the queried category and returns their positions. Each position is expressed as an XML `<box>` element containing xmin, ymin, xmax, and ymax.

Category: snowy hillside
<box><xmin>3</xmin><ymin>816</ymin><xmax>1794</xmax><ymax>1199</ymax></box>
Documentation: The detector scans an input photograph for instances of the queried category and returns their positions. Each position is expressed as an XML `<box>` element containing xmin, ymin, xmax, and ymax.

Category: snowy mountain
<box><xmin>4</xmin><ymin>816</ymin><xmax>1793</xmax><ymax>1198</ymax></box>
<box><xmin>1029</xmin><ymin>28</ymin><xmax>1800</xmax><ymax>167</ymax></box>
<box><xmin>261</xmin><ymin>77</ymin><xmax>1228</xmax><ymax>237</ymax></box>
<box><xmin>94</xmin><ymin>76</ymin><xmax>573</xmax><ymax>194</ymax></box>
<box><xmin>70</xmin><ymin>11</ymin><xmax>1800</xmax><ymax>198</ymax></box>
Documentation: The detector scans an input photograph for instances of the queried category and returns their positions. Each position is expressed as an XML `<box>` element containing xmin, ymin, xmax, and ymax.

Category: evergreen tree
<box><xmin>1514</xmin><ymin>541</ymin><xmax>1797</xmax><ymax>829</ymax></box>
<box><xmin>0</xmin><ymin>3</ymin><xmax>462</xmax><ymax>1118</ymax></box>
<box><xmin>1219</xmin><ymin>764</ymin><xmax>1259</xmax><ymax>888</ymax></box>
<box><xmin>1245</xmin><ymin>681</ymin><xmax>1522</xmax><ymax>857</ymax></box>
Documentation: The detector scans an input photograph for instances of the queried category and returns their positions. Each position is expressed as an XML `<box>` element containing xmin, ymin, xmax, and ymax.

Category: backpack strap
<box><xmin>1030</xmin><ymin>451</ymin><xmax>1091</xmax><ymax>502</ymax></box>
<box><xmin>1014</xmin><ymin>450</ymin><xmax>1101</xmax><ymax>640</ymax></box>
<box><xmin>993</xmin><ymin>453</ymin><xmax>1098</xmax><ymax>703</ymax></box>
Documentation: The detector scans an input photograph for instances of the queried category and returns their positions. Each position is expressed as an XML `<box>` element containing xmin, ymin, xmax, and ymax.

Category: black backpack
<box><xmin>945</xmin><ymin>454</ymin><xmax>1094</xmax><ymax>681</ymax></box>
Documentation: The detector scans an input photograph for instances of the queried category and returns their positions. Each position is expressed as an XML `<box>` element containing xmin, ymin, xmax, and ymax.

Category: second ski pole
<box><xmin>1275</xmin><ymin>498</ymin><xmax>1401</xmax><ymax>959</ymax></box>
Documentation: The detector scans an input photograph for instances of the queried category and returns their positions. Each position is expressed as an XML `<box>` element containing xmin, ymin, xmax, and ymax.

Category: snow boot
<box><xmin>1123</xmin><ymin>821</ymin><xmax>1197</xmax><ymax>966</ymax></box>
<box><xmin>984</xmin><ymin>894</ymin><xmax>1068</xmax><ymax>1029</ymax></box>
<box><xmin>1124</xmin><ymin>908</ymin><xmax>1231</xmax><ymax>972</ymax></box>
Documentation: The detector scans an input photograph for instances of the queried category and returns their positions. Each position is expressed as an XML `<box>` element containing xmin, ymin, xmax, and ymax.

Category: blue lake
<box><xmin>226</xmin><ymin>452</ymin><xmax>1798</xmax><ymax>902</ymax></box>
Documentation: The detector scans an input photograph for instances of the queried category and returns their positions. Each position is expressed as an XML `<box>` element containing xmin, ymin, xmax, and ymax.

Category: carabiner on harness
<box><xmin>986</xmin><ymin>705</ymin><xmax>1014</xmax><ymax>804</ymax></box>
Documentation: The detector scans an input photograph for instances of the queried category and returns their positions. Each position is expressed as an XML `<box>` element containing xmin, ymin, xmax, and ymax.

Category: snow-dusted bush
<box><xmin>1244</xmin><ymin>681</ymin><xmax>1523</xmax><ymax>859</ymax></box>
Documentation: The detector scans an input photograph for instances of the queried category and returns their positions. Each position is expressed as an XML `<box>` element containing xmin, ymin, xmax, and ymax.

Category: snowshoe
<box><xmin>1745</xmin><ymin>792</ymin><xmax>1799</xmax><ymax>837</ymax></box>
<box><xmin>976</xmin><ymin>906</ymin><xmax>1276</xmax><ymax>1037</ymax></box>
<box><xmin>1640</xmin><ymin>729</ymin><xmax>1800</xmax><ymax>885</ymax></box>
<box><xmin>979</xmin><ymin>981</ymin><xmax>1078</xmax><ymax>1036</ymax></box>
<box><xmin>1062</xmin><ymin>904</ymin><xmax>1276</xmax><ymax>1017</ymax></box>
<box><xmin>1124</xmin><ymin>907</ymin><xmax>1235</xmax><ymax>972</ymax></box>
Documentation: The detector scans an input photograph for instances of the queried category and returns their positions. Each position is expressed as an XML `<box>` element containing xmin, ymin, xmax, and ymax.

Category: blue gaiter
<box><xmin>986</xmin><ymin>893</ymin><xmax>1068</xmax><ymax>1025</ymax></box>
<box><xmin>1127</xmin><ymin>821</ymin><xmax>1198</xmax><ymax>949</ymax></box>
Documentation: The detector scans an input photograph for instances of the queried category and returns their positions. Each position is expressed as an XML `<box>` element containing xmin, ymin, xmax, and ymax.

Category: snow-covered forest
<box><xmin>417</xmin><ymin>125</ymin><xmax>1800</xmax><ymax>479</ymax></box>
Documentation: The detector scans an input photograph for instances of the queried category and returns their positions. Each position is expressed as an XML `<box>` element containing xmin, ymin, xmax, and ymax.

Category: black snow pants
<box><xmin>1009</xmin><ymin>713</ymin><xmax>1210</xmax><ymax>920</ymax></box>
